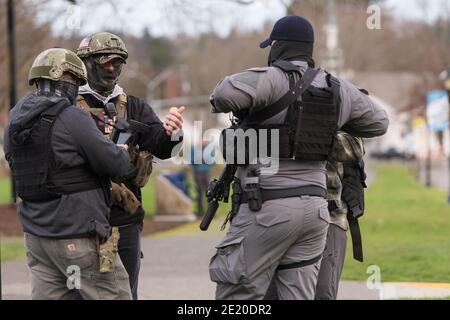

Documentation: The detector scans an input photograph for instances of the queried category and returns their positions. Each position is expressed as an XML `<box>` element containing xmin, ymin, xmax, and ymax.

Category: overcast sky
<box><xmin>32</xmin><ymin>0</ymin><xmax>449</xmax><ymax>38</ymax></box>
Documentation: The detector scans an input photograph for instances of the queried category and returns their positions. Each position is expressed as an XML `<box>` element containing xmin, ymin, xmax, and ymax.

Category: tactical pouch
<box><xmin>342</xmin><ymin>160</ymin><xmax>367</xmax><ymax>218</ymax></box>
<box><xmin>230</xmin><ymin>178</ymin><xmax>242</xmax><ymax>221</ymax></box>
<box><xmin>244</xmin><ymin>176</ymin><xmax>262</xmax><ymax>212</ymax></box>
<box><xmin>98</xmin><ymin>226</ymin><xmax>120</xmax><ymax>273</ymax></box>
<box><xmin>132</xmin><ymin>150</ymin><xmax>153</xmax><ymax>188</ymax></box>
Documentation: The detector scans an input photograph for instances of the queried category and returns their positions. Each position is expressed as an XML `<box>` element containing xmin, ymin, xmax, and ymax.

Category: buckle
<box><xmin>41</xmin><ymin>116</ymin><xmax>54</xmax><ymax>125</ymax></box>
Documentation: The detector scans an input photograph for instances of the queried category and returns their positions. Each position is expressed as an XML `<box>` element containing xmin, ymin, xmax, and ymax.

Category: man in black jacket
<box><xmin>3</xmin><ymin>48</ymin><xmax>135</xmax><ymax>299</ymax></box>
<box><xmin>76</xmin><ymin>32</ymin><xmax>184</xmax><ymax>299</ymax></box>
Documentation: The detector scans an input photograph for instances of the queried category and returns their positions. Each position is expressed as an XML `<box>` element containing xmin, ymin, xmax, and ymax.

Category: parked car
<box><xmin>370</xmin><ymin>147</ymin><xmax>414</xmax><ymax>160</ymax></box>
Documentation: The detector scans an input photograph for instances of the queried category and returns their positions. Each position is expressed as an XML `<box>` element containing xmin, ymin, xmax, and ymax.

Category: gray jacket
<box><xmin>210</xmin><ymin>61</ymin><xmax>389</xmax><ymax>190</ymax></box>
<box><xmin>3</xmin><ymin>93</ymin><xmax>135</xmax><ymax>238</ymax></box>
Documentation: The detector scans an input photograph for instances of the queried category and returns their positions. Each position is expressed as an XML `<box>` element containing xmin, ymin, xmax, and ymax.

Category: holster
<box><xmin>98</xmin><ymin>226</ymin><xmax>120</xmax><ymax>273</ymax></box>
<box><xmin>130</xmin><ymin>148</ymin><xmax>153</xmax><ymax>188</ymax></box>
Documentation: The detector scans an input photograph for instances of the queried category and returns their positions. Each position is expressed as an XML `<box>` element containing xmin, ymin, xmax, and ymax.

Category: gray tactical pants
<box><xmin>264</xmin><ymin>223</ymin><xmax>347</xmax><ymax>300</ymax></box>
<box><xmin>209</xmin><ymin>196</ymin><xmax>330</xmax><ymax>300</ymax></box>
<box><xmin>24</xmin><ymin>232</ymin><xmax>132</xmax><ymax>300</ymax></box>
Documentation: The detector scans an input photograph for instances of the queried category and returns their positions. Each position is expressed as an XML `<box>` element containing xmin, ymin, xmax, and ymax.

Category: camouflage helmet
<box><xmin>76</xmin><ymin>32</ymin><xmax>128</xmax><ymax>62</ymax></box>
<box><xmin>28</xmin><ymin>48</ymin><xmax>88</xmax><ymax>86</ymax></box>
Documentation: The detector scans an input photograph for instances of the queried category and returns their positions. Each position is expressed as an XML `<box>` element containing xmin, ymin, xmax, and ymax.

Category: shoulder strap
<box><xmin>39</xmin><ymin>99</ymin><xmax>71</xmax><ymax>168</ymax></box>
<box><xmin>117</xmin><ymin>93</ymin><xmax>128</xmax><ymax>119</ymax></box>
<box><xmin>76</xmin><ymin>95</ymin><xmax>91</xmax><ymax>113</ymax></box>
<box><xmin>272</xmin><ymin>60</ymin><xmax>301</xmax><ymax>73</ymax></box>
<box><xmin>244</xmin><ymin>67</ymin><xmax>319</xmax><ymax>125</ymax></box>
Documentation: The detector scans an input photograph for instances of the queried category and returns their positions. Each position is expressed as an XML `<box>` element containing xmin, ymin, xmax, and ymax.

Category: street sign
<box><xmin>426</xmin><ymin>90</ymin><xmax>449</xmax><ymax>131</ymax></box>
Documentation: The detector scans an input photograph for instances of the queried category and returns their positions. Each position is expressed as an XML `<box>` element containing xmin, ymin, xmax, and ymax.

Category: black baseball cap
<box><xmin>259</xmin><ymin>15</ymin><xmax>315</xmax><ymax>48</ymax></box>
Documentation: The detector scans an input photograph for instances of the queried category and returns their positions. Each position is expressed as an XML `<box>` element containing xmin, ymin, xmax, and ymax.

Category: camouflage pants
<box><xmin>24</xmin><ymin>233</ymin><xmax>132</xmax><ymax>300</ymax></box>
<box><xmin>315</xmin><ymin>224</ymin><xmax>347</xmax><ymax>300</ymax></box>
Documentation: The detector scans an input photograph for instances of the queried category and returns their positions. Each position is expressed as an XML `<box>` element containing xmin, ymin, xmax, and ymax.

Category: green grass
<box><xmin>141</xmin><ymin>165</ymin><xmax>232</xmax><ymax>218</ymax></box>
<box><xmin>141</xmin><ymin>172</ymin><xmax>157</xmax><ymax>217</ymax></box>
<box><xmin>341</xmin><ymin>164</ymin><xmax>450</xmax><ymax>283</ymax></box>
<box><xmin>0</xmin><ymin>176</ymin><xmax>11</xmax><ymax>204</ymax></box>
<box><xmin>1</xmin><ymin>242</ymin><xmax>25</xmax><ymax>261</ymax></box>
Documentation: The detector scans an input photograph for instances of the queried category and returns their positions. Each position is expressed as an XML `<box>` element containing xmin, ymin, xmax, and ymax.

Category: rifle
<box><xmin>199</xmin><ymin>164</ymin><xmax>238</xmax><ymax>231</ymax></box>
<box><xmin>199</xmin><ymin>111</ymin><xmax>247</xmax><ymax>231</ymax></box>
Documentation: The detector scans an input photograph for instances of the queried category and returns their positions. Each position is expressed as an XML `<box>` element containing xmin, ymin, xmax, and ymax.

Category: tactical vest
<box><xmin>221</xmin><ymin>60</ymin><xmax>340</xmax><ymax>164</ymax></box>
<box><xmin>9</xmin><ymin>100</ymin><xmax>102</xmax><ymax>202</ymax></box>
<box><xmin>77</xmin><ymin>93</ymin><xmax>152</xmax><ymax>188</ymax></box>
<box><xmin>77</xmin><ymin>93</ymin><xmax>128</xmax><ymax>136</ymax></box>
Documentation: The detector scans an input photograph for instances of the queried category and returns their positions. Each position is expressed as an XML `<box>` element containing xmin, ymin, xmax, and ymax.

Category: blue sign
<box><xmin>426</xmin><ymin>90</ymin><xmax>449</xmax><ymax>131</ymax></box>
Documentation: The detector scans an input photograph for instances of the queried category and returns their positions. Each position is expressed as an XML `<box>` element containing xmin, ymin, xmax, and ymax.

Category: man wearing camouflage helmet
<box><xmin>76</xmin><ymin>32</ymin><xmax>184</xmax><ymax>299</ymax></box>
<box><xmin>3</xmin><ymin>48</ymin><xmax>135</xmax><ymax>299</ymax></box>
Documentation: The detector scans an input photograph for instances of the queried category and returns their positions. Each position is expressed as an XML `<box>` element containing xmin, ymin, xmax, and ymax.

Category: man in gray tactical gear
<box><xmin>208</xmin><ymin>15</ymin><xmax>388</xmax><ymax>300</ymax></box>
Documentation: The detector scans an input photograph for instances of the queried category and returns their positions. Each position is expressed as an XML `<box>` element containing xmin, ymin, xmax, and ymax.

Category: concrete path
<box><xmin>2</xmin><ymin>161</ymin><xmax>449</xmax><ymax>300</ymax></box>
<box><xmin>417</xmin><ymin>158</ymin><xmax>450</xmax><ymax>192</ymax></box>
<box><xmin>2</xmin><ymin>224</ymin><xmax>450</xmax><ymax>300</ymax></box>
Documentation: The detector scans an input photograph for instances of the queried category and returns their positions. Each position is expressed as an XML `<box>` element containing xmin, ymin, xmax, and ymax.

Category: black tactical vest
<box><xmin>221</xmin><ymin>60</ymin><xmax>340</xmax><ymax>164</ymax></box>
<box><xmin>9</xmin><ymin>99</ymin><xmax>102</xmax><ymax>201</ymax></box>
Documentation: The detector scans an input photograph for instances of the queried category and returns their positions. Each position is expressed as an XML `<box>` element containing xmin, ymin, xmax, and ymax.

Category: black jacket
<box><xmin>3</xmin><ymin>93</ymin><xmax>135</xmax><ymax>238</ymax></box>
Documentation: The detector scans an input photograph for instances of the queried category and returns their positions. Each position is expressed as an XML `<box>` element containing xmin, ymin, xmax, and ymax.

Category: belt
<box><xmin>240</xmin><ymin>186</ymin><xmax>326</xmax><ymax>204</ymax></box>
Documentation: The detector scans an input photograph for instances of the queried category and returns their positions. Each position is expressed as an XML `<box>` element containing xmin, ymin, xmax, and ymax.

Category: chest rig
<box><xmin>10</xmin><ymin>99</ymin><xmax>101</xmax><ymax>201</ymax></box>
<box><xmin>77</xmin><ymin>93</ymin><xmax>128</xmax><ymax>136</ymax></box>
<box><xmin>77</xmin><ymin>93</ymin><xmax>152</xmax><ymax>188</ymax></box>
<box><xmin>221</xmin><ymin>60</ymin><xmax>341</xmax><ymax>164</ymax></box>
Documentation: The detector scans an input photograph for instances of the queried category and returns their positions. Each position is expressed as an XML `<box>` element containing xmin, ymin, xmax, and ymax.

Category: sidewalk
<box><xmin>2</xmin><ymin>224</ymin><xmax>450</xmax><ymax>300</ymax></box>
<box><xmin>417</xmin><ymin>157</ymin><xmax>450</xmax><ymax>192</ymax></box>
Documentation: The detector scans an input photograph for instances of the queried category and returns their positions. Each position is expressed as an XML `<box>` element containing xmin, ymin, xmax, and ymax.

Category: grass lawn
<box><xmin>0</xmin><ymin>176</ymin><xmax>11</xmax><ymax>204</ymax></box>
<box><xmin>1</xmin><ymin>242</ymin><xmax>25</xmax><ymax>261</ymax></box>
<box><xmin>341</xmin><ymin>164</ymin><xmax>450</xmax><ymax>283</ymax></box>
<box><xmin>141</xmin><ymin>165</ymin><xmax>232</xmax><ymax>218</ymax></box>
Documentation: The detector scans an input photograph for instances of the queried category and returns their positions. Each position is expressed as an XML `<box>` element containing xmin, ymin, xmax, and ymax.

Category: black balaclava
<box><xmin>36</xmin><ymin>79</ymin><xmax>78</xmax><ymax>105</ymax></box>
<box><xmin>84</xmin><ymin>55</ymin><xmax>123</xmax><ymax>95</ymax></box>
<box><xmin>55</xmin><ymin>80</ymin><xmax>79</xmax><ymax>105</ymax></box>
<box><xmin>268</xmin><ymin>40</ymin><xmax>315</xmax><ymax>68</ymax></box>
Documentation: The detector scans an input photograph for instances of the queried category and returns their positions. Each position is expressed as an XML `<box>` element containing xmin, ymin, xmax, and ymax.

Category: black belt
<box><xmin>240</xmin><ymin>186</ymin><xmax>326</xmax><ymax>204</ymax></box>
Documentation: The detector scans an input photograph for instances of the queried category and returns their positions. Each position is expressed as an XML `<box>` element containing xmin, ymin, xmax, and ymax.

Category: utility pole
<box><xmin>323</xmin><ymin>0</ymin><xmax>343</xmax><ymax>75</ymax></box>
<box><xmin>2</xmin><ymin>0</ymin><xmax>17</xmax><ymax>301</ymax></box>
<box><xmin>7</xmin><ymin>0</ymin><xmax>17</xmax><ymax>204</ymax></box>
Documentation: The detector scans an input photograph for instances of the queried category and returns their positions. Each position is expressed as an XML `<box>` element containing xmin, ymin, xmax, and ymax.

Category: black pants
<box><xmin>118</xmin><ymin>222</ymin><xmax>143</xmax><ymax>300</ymax></box>
<box><xmin>193</xmin><ymin>171</ymin><xmax>211</xmax><ymax>217</ymax></box>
